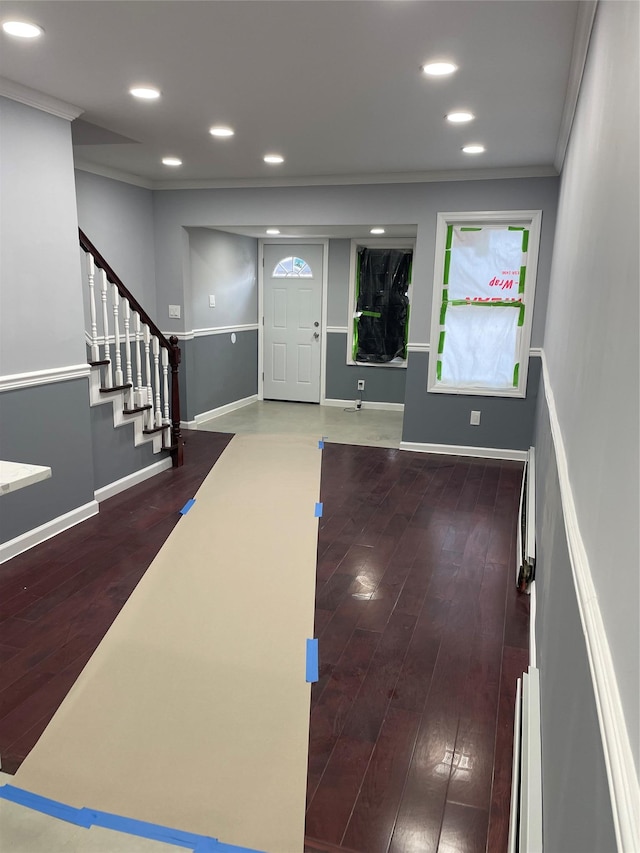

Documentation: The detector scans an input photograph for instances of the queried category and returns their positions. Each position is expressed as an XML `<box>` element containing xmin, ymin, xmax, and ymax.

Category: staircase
<box><xmin>79</xmin><ymin>230</ymin><xmax>183</xmax><ymax>468</ymax></box>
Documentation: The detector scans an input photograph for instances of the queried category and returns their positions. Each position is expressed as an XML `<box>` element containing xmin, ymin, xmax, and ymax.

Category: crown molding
<box><xmin>72</xmin><ymin>163</ymin><xmax>558</xmax><ymax>192</ymax></box>
<box><xmin>554</xmin><ymin>0</ymin><xmax>598</xmax><ymax>172</ymax></box>
<box><xmin>74</xmin><ymin>160</ymin><xmax>154</xmax><ymax>190</ymax></box>
<box><xmin>0</xmin><ymin>77</ymin><xmax>83</xmax><ymax>121</ymax></box>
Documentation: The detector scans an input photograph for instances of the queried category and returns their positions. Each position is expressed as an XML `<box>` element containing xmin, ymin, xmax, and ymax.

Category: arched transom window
<box><xmin>272</xmin><ymin>256</ymin><xmax>313</xmax><ymax>278</ymax></box>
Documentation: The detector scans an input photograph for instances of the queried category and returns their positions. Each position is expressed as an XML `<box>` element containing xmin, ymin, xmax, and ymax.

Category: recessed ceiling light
<box><xmin>446</xmin><ymin>111</ymin><xmax>474</xmax><ymax>123</ymax></box>
<box><xmin>370</xmin><ymin>228</ymin><xmax>386</xmax><ymax>235</ymax></box>
<box><xmin>130</xmin><ymin>86</ymin><xmax>161</xmax><ymax>100</ymax></box>
<box><xmin>209</xmin><ymin>126</ymin><xmax>235</xmax><ymax>138</ymax></box>
<box><xmin>462</xmin><ymin>145</ymin><xmax>485</xmax><ymax>154</ymax></box>
<box><xmin>162</xmin><ymin>157</ymin><xmax>182</xmax><ymax>166</ymax></box>
<box><xmin>266</xmin><ymin>229</ymin><xmax>281</xmax><ymax>235</ymax></box>
<box><xmin>422</xmin><ymin>61</ymin><xmax>457</xmax><ymax>77</ymax></box>
<box><xmin>2</xmin><ymin>20</ymin><xmax>43</xmax><ymax>38</ymax></box>
<box><xmin>264</xmin><ymin>154</ymin><xmax>284</xmax><ymax>164</ymax></box>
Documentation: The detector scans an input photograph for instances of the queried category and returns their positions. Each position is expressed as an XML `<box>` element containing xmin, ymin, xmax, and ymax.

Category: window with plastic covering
<box><xmin>428</xmin><ymin>211</ymin><xmax>542</xmax><ymax>397</ymax></box>
<box><xmin>349</xmin><ymin>244</ymin><xmax>413</xmax><ymax>365</ymax></box>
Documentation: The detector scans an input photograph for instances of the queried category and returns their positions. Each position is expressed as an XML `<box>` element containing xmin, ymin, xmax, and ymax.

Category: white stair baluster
<box><xmin>123</xmin><ymin>299</ymin><xmax>133</xmax><ymax>388</ymax></box>
<box><xmin>152</xmin><ymin>336</ymin><xmax>162</xmax><ymax>427</ymax></box>
<box><xmin>112</xmin><ymin>283</ymin><xmax>123</xmax><ymax>386</ymax></box>
<box><xmin>143</xmin><ymin>325</ymin><xmax>153</xmax><ymax>429</ymax></box>
<box><xmin>134</xmin><ymin>312</ymin><xmax>143</xmax><ymax>407</ymax></box>
<box><xmin>100</xmin><ymin>269</ymin><xmax>113</xmax><ymax>387</ymax></box>
<box><xmin>86</xmin><ymin>253</ymin><xmax>99</xmax><ymax>362</ymax></box>
<box><xmin>162</xmin><ymin>347</ymin><xmax>170</xmax><ymax>423</ymax></box>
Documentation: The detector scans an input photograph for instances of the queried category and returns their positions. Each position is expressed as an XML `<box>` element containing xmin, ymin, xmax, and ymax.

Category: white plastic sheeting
<box><xmin>440</xmin><ymin>304</ymin><xmax>520</xmax><ymax>387</ymax></box>
<box><xmin>448</xmin><ymin>227</ymin><xmax>524</xmax><ymax>301</ymax></box>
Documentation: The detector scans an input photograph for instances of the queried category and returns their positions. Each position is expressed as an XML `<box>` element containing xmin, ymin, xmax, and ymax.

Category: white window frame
<box><xmin>427</xmin><ymin>210</ymin><xmax>542</xmax><ymax>398</ymax></box>
<box><xmin>347</xmin><ymin>238</ymin><xmax>415</xmax><ymax>369</ymax></box>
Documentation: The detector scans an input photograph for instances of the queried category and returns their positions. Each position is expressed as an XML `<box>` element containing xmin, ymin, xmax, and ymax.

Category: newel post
<box><xmin>169</xmin><ymin>335</ymin><xmax>184</xmax><ymax>467</ymax></box>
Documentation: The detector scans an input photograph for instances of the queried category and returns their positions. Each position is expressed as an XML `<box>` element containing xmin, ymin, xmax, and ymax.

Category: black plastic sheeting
<box><xmin>354</xmin><ymin>247</ymin><xmax>412</xmax><ymax>363</ymax></box>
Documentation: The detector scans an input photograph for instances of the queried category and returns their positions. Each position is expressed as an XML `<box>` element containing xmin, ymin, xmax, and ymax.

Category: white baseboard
<box><xmin>399</xmin><ymin>440</ymin><xmax>528</xmax><ymax>461</ymax></box>
<box><xmin>181</xmin><ymin>394</ymin><xmax>258</xmax><ymax>429</ymax></box>
<box><xmin>94</xmin><ymin>458</ymin><xmax>173</xmax><ymax>503</ymax></box>
<box><xmin>0</xmin><ymin>500</ymin><xmax>99</xmax><ymax>564</ymax></box>
<box><xmin>323</xmin><ymin>398</ymin><xmax>404</xmax><ymax>412</ymax></box>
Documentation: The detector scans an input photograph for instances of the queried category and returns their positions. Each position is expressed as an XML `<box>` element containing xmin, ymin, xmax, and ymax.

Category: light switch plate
<box><xmin>209</xmin><ymin>295</ymin><xmax>216</xmax><ymax>308</ymax></box>
<box><xmin>168</xmin><ymin>304</ymin><xmax>181</xmax><ymax>319</ymax></box>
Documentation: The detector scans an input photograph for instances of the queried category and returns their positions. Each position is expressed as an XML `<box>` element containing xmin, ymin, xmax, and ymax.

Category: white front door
<box><xmin>262</xmin><ymin>243</ymin><xmax>323</xmax><ymax>403</ymax></box>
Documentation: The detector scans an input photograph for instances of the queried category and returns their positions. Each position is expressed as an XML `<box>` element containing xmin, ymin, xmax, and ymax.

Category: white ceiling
<box><xmin>0</xmin><ymin>1</ymin><xmax>583</xmax><ymax>189</ymax></box>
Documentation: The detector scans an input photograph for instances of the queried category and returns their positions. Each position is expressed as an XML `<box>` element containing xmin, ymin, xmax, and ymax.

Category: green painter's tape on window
<box><xmin>508</xmin><ymin>226</ymin><xmax>525</xmax><ymax>231</ymax></box>
<box><xmin>404</xmin><ymin>304</ymin><xmax>410</xmax><ymax>360</ymax></box>
<box><xmin>513</xmin><ymin>363</ymin><xmax>520</xmax><ymax>386</ymax></box>
<box><xmin>522</xmin><ymin>230</ymin><xmax>530</xmax><ymax>253</ymax></box>
<box><xmin>443</xmin><ymin>250</ymin><xmax>451</xmax><ymax>285</ymax></box>
<box><xmin>519</xmin><ymin>266</ymin><xmax>527</xmax><ymax>294</ymax></box>
<box><xmin>450</xmin><ymin>299</ymin><xmax>523</xmax><ymax>309</ymax></box>
<box><xmin>446</xmin><ymin>225</ymin><xmax>454</xmax><ymax>250</ymax></box>
<box><xmin>436</xmin><ymin>360</ymin><xmax>442</xmax><ymax>380</ymax></box>
<box><xmin>352</xmin><ymin>319</ymin><xmax>359</xmax><ymax>361</ymax></box>
<box><xmin>518</xmin><ymin>305</ymin><xmax>525</xmax><ymax>326</ymax></box>
<box><xmin>440</xmin><ymin>300</ymin><xmax>448</xmax><ymax>326</ymax></box>
<box><xmin>460</xmin><ymin>227</ymin><xmax>482</xmax><ymax>231</ymax></box>
<box><xmin>438</xmin><ymin>331</ymin><xmax>446</xmax><ymax>354</ymax></box>
<box><xmin>361</xmin><ymin>310</ymin><xmax>381</xmax><ymax>318</ymax></box>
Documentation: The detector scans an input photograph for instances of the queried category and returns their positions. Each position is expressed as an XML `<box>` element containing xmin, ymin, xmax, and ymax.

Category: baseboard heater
<box><xmin>508</xmin><ymin>665</ymin><xmax>543</xmax><ymax>853</ymax></box>
<box><xmin>517</xmin><ymin>446</ymin><xmax>536</xmax><ymax>592</ymax></box>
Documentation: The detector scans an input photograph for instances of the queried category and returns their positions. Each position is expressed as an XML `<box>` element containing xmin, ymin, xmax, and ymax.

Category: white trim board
<box><xmin>0</xmin><ymin>364</ymin><xmax>90</xmax><ymax>393</ymax></box>
<box><xmin>94</xmin><ymin>458</ymin><xmax>173</xmax><ymax>504</ymax></box>
<box><xmin>0</xmin><ymin>501</ymin><xmax>99</xmax><ymax>565</ymax></box>
<box><xmin>399</xmin><ymin>441</ymin><xmax>528</xmax><ymax>462</ymax></box>
<box><xmin>540</xmin><ymin>351</ymin><xmax>640</xmax><ymax>852</ymax></box>
<box><xmin>159</xmin><ymin>324</ymin><xmax>260</xmax><ymax>342</ymax></box>
<box><xmin>324</xmin><ymin>399</ymin><xmax>404</xmax><ymax>412</ymax></box>
<box><xmin>181</xmin><ymin>394</ymin><xmax>258</xmax><ymax>429</ymax></box>
<box><xmin>0</xmin><ymin>76</ymin><xmax>83</xmax><ymax>120</ymax></box>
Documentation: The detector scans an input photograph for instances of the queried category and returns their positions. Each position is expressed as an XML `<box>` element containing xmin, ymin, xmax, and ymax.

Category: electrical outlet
<box><xmin>357</xmin><ymin>379</ymin><xmax>365</xmax><ymax>391</ymax></box>
<box><xmin>168</xmin><ymin>304</ymin><xmax>181</xmax><ymax>319</ymax></box>
<box><xmin>470</xmin><ymin>410</ymin><xmax>481</xmax><ymax>425</ymax></box>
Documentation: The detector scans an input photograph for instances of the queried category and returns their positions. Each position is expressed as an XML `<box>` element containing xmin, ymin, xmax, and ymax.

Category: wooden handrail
<box><xmin>79</xmin><ymin>229</ymin><xmax>183</xmax><ymax>467</ymax></box>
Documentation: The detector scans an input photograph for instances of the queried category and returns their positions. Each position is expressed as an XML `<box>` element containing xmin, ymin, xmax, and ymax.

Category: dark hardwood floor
<box><xmin>0</xmin><ymin>431</ymin><xmax>528</xmax><ymax>853</ymax></box>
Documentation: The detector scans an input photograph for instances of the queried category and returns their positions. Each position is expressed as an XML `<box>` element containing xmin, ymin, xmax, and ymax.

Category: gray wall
<box><xmin>539</xmin><ymin>0</ymin><xmax>639</xmax><ymax>772</ymax></box>
<box><xmin>90</xmin><ymin>403</ymin><xmax>162</xmax><ymax>491</ymax></box>
<box><xmin>153</xmin><ymin>178</ymin><xmax>558</xmax><ymax>447</ymax></box>
<box><xmin>327</xmin><ymin>238</ymin><xmax>351</xmax><ymax>328</ymax></box>
<box><xmin>0</xmin><ymin>381</ymin><xmax>95</xmax><ymax>543</ymax></box>
<box><xmin>187</xmin><ymin>228</ymin><xmax>257</xmax><ymax>329</ymax></box>
<box><xmin>403</xmin><ymin>352</ymin><xmax>541</xmax><ymax>449</ymax></box>
<box><xmin>181</xmin><ymin>331</ymin><xmax>258</xmax><ymax>422</ymax></box>
<box><xmin>180</xmin><ymin>229</ymin><xmax>258</xmax><ymax>419</ymax></box>
<box><xmin>533</xmin><ymin>392</ymin><xmax>617</xmax><ymax>853</ymax></box>
<box><xmin>153</xmin><ymin>179</ymin><xmax>557</xmax><ymax>346</ymax></box>
<box><xmin>75</xmin><ymin>169</ymin><xmax>158</xmax><ymax>317</ymax></box>
<box><xmin>1</xmin><ymin>98</ymin><xmax>87</xmax><ymax>376</ymax></box>
<box><xmin>325</xmin><ymin>334</ymin><xmax>406</xmax><ymax>404</ymax></box>
<box><xmin>0</xmin><ymin>98</ymin><xmax>96</xmax><ymax>548</ymax></box>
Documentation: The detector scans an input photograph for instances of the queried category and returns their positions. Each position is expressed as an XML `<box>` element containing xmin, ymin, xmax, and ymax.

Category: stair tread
<box><xmin>88</xmin><ymin>359</ymin><xmax>110</xmax><ymax>367</ymax></box>
<box><xmin>99</xmin><ymin>383</ymin><xmax>133</xmax><ymax>393</ymax></box>
<box><xmin>143</xmin><ymin>425</ymin><xmax>167</xmax><ymax>435</ymax></box>
<box><xmin>123</xmin><ymin>405</ymin><xmax>152</xmax><ymax>414</ymax></box>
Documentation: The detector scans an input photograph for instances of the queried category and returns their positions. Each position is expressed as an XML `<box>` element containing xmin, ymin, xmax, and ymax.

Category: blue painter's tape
<box><xmin>318</xmin><ymin>439</ymin><xmax>324</xmax><ymax>449</ymax></box>
<box><xmin>0</xmin><ymin>785</ymin><xmax>92</xmax><ymax>827</ymax></box>
<box><xmin>180</xmin><ymin>498</ymin><xmax>196</xmax><ymax>515</ymax></box>
<box><xmin>314</xmin><ymin>502</ymin><xmax>323</xmax><ymax>518</ymax></box>
<box><xmin>306</xmin><ymin>638</ymin><xmax>319</xmax><ymax>683</ymax></box>
<box><xmin>0</xmin><ymin>784</ymin><xmax>266</xmax><ymax>852</ymax></box>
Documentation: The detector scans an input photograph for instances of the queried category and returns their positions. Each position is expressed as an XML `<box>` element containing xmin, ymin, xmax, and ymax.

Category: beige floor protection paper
<box><xmin>14</xmin><ymin>433</ymin><xmax>322</xmax><ymax>853</ymax></box>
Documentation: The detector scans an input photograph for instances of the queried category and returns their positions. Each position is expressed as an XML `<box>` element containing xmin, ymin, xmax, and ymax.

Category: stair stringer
<box><xmin>88</xmin><ymin>366</ymin><xmax>168</xmax><ymax>454</ymax></box>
